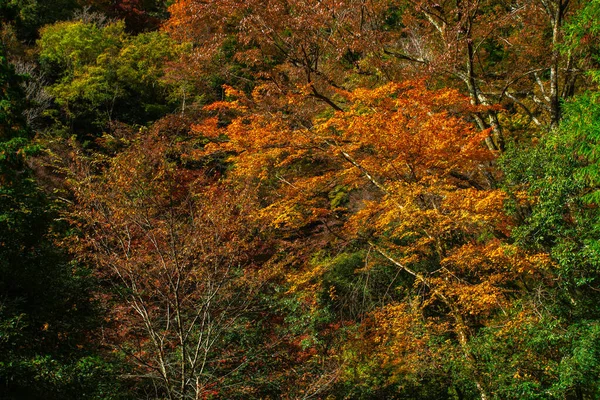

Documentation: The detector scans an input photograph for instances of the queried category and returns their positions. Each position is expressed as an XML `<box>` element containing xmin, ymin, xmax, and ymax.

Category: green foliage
<box><xmin>0</xmin><ymin>0</ymin><xmax>79</xmax><ymax>42</ymax></box>
<box><xmin>500</xmin><ymin>95</ymin><xmax>600</xmax><ymax>285</ymax></box>
<box><xmin>328</xmin><ymin>185</ymin><xmax>349</xmax><ymax>209</ymax></box>
<box><xmin>499</xmin><ymin>91</ymin><xmax>600</xmax><ymax>399</ymax></box>
<box><xmin>564</xmin><ymin>0</ymin><xmax>600</xmax><ymax>83</ymax></box>
<box><xmin>38</xmin><ymin>19</ymin><xmax>184</xmax><ymax>132</ymax></box>
<box><xmin>38</xmin><ymin>20</ymin><xmax>124</xmax><ymax>72</ymax></box>
<box><xmin>562</xmin><ymin>94</ymin><xmax>600</xmax><ymax>201</ymax></box>
<box><xmin>501</xmin><ymin>135</ymin><xmax>583</xmax><ymax>252</ymax></box>
<box><xmin>0</xmin><ymin>45</ymin><xmax>126</xmax><ymax>399</ymax></box>
<box><xmin>471</xmin><ymin>308</ymin><xmax>600</xmax><ymax>400</ymax></box>
<box><xmin>552</xmin><ymin>321</ymin><xmax>600</xmax><ymax>399</ymax></box>
<box><xmin>0</xmin><ymin>47</ymin><xmax>27</xmax><ymax>141</ymax></box>
<box><xmin>315</xmin><ymin>250</ymin><xmax>410</xmax><ymax>321</ymax></box>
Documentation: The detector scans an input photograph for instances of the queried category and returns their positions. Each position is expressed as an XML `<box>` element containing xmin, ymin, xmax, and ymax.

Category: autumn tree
<box><xmin>65</xmin><ymin>116</ymin><xmax>286</xmax><ymax>399</ymax></box>
<box><xmin>192</xmin><ymin>81</ymin><xmax>556</xmax><ymax>398</ymax></box>
<box><xmin>7</xmin><ymin>0</ymin><xmax>600</xmax><ymax>397</ymax></box>
<box><xmin>165</xmin><ymin>0</ymin><xmax>419</xmax><ymax>116</ymax></box>
<box><xmin>165</xmin><ymin>0</ymin><xmax>594</xmax><ymax>148</ymax></box>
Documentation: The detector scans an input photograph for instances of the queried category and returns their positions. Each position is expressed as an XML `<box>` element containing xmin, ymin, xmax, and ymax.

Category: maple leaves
<box><xmin>187</xmin><ymin>79</ymin><xmax>561</xmax><ymax>398</ymax></box>
<box><xmin>56</xmin><ymin>65</ymin><xmax>566</xmax><ymax>396</ymax></box>
<box><xmin>22</xmin><ymin>0</ymin><xmax>600</xmax><ymax>397</ymax></box>
<box><xmin>204</xmin><ymin>80</ymin><xmax>499</xmax><ymax>239</ymax></box>
<box><xmin>165</xmin><ymin>0</ymin><xmax>415</xmax><ymax>114</ymax></box>
<box><xmin>165</xmin><ymin>0</ymin><xmax>592</xmax><ymax>150</ymax></box>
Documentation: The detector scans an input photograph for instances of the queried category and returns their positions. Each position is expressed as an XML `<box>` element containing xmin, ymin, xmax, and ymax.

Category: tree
<box><xmin>496</xmin><ymin>68</ymin><xmax>600</xmax><ymax>398</ymax></box>
<box><xmin>0</xmin><ymin>44</ymin><xmax>124</xmax><ymax>400</ymax></box>
<box><xmin>37</xmin><ymin>17</ymin><xmax>184</xmax><ymax>134</ymax></box>
<box><xmin>164</xmin><ymin>0</ymin><xmax>413</xmax><ymax>115</ymax></box>
<box><xmin>0</xmin><ymin>0</ymin><xmax>79</xmax><ymax>42</ymax></box>
<box><xmin>66</xmin><ymin>116</ymin><xmax>281</xmax><ymax>399</ymax></box>
<box><xmin>165</xmin><ymin>0</ymin><xmax>592</xmax><ymax>148</ymax></box>
<box><xmin>390</xmin><ymin>0</ymin><xmax>589</xmax><ymax>146</ymax></box>
<box><xmin>197</xmin><ymin>81</ymin><xmax>554</xmax><ymax>398</ymax></box>
<box><xmin>84</xmin><ymin>0</ymin><xmax>169</xmax><ymax>33</ymax></box>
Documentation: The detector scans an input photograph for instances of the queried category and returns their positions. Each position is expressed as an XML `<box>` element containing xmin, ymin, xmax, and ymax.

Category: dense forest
<box><xmin>2</xmin><ymin>0</ymin><xmax>600</xmax><ymax>398</ymax></box>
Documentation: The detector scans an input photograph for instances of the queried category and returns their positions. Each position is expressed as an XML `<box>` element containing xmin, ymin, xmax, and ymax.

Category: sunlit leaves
<box><xmin>38</xmin><ymin>19</ymin><xmax>184</xmax><ymax>129</ymax></box>
<box><xmin>189</xmin><ymin>80</ymin><xmax>561</xmax><ymax>397</ymax></box>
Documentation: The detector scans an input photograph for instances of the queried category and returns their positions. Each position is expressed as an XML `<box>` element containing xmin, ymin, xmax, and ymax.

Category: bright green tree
<box><xmin>38</xmin><ymin>18</ymin><xmax>184</xmax><ymax>134</ymax></box>
<box><xmin>496</xmin><ymin>95</ymin><xmax>600</xmax><ymax>400</ymax></box>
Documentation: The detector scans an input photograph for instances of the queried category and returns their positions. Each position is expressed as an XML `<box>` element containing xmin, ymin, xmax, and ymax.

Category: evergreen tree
<box><xmin>0</xmin><ymin>45</ymin><xmax>126</xmax><ymax>400</ymax></box>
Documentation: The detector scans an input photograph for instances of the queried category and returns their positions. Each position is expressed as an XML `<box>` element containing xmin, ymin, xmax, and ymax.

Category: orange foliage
<box><xmin>195</xmin><ymin>80</ymin><xmax>554</xmax><ymax>394</ymax></box>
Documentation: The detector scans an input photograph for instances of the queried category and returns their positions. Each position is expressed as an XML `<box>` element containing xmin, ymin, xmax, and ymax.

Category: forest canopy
<box><xmin>2</xmin><ymin>0</ymin><xmax>600</xmax><ymax>399</ymax></box>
